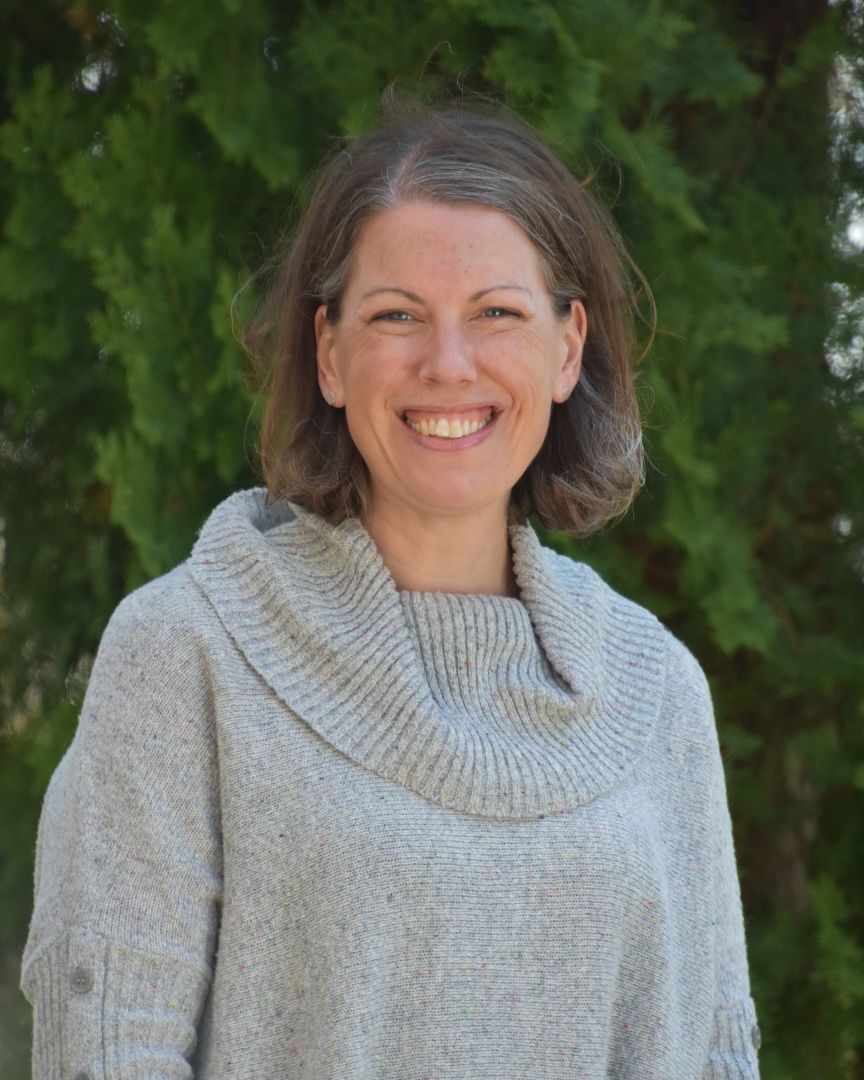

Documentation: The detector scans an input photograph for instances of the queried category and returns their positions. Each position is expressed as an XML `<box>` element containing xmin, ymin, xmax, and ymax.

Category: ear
<box><xmin>552</xmin><ymin>299</ymin><xmax>587</xmax><ymax>404</ymax></box>
<box><xmin>315</xmin><ymin>304</ymin><xmax>341</xmax><ymax>406</ymax></box>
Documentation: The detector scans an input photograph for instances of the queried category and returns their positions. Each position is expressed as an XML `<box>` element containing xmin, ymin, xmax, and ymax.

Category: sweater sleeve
<box><xmin>19</xmin><ymin>567</ymin><xmax>223</xmax><ymax>1079</ymax></box>
<box><xmin>703</xmin><ymin>773</ymin><xmax>762</xmax><ymax>1079</ymax></box>
<box><xmin>674</xmin><ymin>641</ymin><xmax>761</xmax><ymax>1080</ymax></box>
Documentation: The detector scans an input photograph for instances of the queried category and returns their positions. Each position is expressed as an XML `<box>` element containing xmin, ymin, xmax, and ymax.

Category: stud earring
<box><xmin>326</xmin><ymin>391</ymin><xmax>336</xmax><ymax>406</ymax></box>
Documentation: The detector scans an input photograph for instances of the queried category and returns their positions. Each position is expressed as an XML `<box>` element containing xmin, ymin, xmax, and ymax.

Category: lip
<box><xmin>398</xmin><ymin>402</ymin><xmax>502</xmax><ymax>416</ymax></box>
<box><xmin>399</xmin><ymin>408</ymin><xmax>500</xmax><ymax>452</ymax></box>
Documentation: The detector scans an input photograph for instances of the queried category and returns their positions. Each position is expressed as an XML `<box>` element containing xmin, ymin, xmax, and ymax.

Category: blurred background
<box><xmin>1</xmin><ymin>1</ymin><xmax>863</xmax><ymax>1075</ymax></box>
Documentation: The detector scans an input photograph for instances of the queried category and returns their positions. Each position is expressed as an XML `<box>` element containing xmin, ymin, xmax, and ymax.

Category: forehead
<box><xmin>347</xmin><ymin>200</ymin><xmax>547</xmax><ymax>289</ymax></box>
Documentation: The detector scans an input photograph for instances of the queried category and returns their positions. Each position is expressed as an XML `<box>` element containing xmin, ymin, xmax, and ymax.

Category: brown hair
<box><xmin>243</xmin><ymin>96</ymin><xmax>652</xmax><ymax>535</ymax></box>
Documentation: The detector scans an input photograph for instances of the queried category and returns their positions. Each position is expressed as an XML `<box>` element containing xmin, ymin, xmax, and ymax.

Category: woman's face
<box><xmin>315</xmin><ymin>200</ymin><xmax>586</xmax><ymax>525</ymax></box>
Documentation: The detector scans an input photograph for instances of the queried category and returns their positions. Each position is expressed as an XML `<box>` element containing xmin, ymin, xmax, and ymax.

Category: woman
<box><xmin>21</xmin><ymin>101</ymin><xmax>761</xmax><ymax>1078</ymax></box>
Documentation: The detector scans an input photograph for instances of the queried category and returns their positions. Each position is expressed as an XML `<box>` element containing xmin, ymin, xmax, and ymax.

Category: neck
<box><xmin>362</xmin><ymin>496</ymin><xmax>519</xmax><ymax>597</ymax></box>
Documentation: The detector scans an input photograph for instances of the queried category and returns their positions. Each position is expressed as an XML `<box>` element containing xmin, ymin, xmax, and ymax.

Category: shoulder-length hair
<box><xmin>242</xmin><ymin>96</ymin><xmax>652</xmax><ymax>536</ymax></box>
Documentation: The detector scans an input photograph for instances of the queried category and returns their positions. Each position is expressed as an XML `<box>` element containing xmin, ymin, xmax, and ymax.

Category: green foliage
<box><xmin>2</xmin><ymin>1</ymin><xmax>863</xmax><ymax>1076</ymax></box>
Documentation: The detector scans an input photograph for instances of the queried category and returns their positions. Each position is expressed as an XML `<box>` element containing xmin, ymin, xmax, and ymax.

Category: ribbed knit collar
<box><xmin>398</xmin><ymin>589</ymin><xmax>556</xmax><ymax>705</ymax></box>
<box><xmin>188</xmin><ymin>488</ymin><xmax>667</xmax><ymax>821</ymax></box>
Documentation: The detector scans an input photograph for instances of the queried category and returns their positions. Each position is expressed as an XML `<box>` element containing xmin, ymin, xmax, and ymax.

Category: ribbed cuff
<box><xmin>706</xmin><ymin>996</ymin><xmax>761</xmax><ymax>1079</ymax></box>
<box><xmin>21</xmin><ymin>926</ymin><xmax>211</xmax><ymax>1080</ymax></box>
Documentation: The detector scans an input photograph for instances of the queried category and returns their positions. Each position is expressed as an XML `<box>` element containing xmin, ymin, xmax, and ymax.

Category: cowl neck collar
<box><xmin>188</xmin><ymin>489</ymin><xmax>667</xmax><ymax>820</ymax></box>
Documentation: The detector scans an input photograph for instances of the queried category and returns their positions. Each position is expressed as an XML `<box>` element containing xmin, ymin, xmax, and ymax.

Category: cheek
<box><xmin>491</xmin><ymin>331</ymin><xmax>558</xmax><ymax>402</ymax></box>
<box><xmin>338</xmin><ymin>343</ymin><xmax>406</xmax><ymax>457</ymax></box>
<box><xmin>338</xmin><ymin>343</ymin><xmax>399</xmax><ymax>409</ymax></box>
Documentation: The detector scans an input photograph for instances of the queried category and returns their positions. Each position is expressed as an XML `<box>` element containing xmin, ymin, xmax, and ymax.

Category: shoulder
<box><xmin>93</xmin><ymin>562</ymin><xmax>220</xmax><ymax>683</ymax></box>
<box><xmin>70</xmin><ymin>562</ymin><xmax>224</xmax><ymax>761</ymax></box>
<box><xmin>552</xmin><ymin>553</ymin><xmax>726</xmax><ymax>782</ymax></box>
<box><xmin>539</xmin><ymin>543</ymin><xmax>662</xmax><ymax>631</ymax></box>
<box><xmin>537</xmin><ymin>541</ymin><xmax>713</xmax><ymax>710</ymax></box>
<box><xmin>108</xmin><ymin>562</ymin><xmax>201</xmax><ymax>625</ymax></box>
<box><xmin>103</xmin><ymin>485</ymin><xmax>289</xmax><ymax>652</ymax></box>
<box><xmin>536</xmin><ymin>541</ymin><xmax>672</xmax><ymax>663</ymax></box>
<box><xmin>661</xmin><ymin>628</ymin><xmax>713</xmax><ymax>706</ymax></box>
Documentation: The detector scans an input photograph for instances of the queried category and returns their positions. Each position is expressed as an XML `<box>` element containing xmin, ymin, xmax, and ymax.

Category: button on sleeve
<box><xmin>70</xmin><ymin>966</ymin><xmax>93</xmax><ymax>994</ymax></box>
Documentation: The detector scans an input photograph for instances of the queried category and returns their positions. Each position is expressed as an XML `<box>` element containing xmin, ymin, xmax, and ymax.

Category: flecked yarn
<box><xmin>21</xmin><ymin>488</ymin><xmax>761</xmax><ymax>1078</ymax></box>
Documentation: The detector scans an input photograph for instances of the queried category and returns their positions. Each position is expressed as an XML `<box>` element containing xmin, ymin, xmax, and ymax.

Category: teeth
<box><xmin>405</xmin><ymin>412</ymin><xmax>493</xmax><ymax>439</ymax></box>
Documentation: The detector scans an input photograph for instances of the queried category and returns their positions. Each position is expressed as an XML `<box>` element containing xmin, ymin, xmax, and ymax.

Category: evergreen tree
<box><xmin>1</xmin><ymin>2</ymin><xmax>862</xmax><ymax>1075</ymax></box>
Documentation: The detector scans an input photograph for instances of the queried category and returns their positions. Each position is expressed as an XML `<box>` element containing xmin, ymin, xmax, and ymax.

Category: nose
<box><xmin>417</xmin><ymin>321</ymin><xmax>477</xmax><ymax>384</ymax></box>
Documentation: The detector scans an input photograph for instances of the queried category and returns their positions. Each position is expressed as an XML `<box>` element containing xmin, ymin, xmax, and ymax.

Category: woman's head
<box><xmin>244</xmin><ymin>98</ymin><xmax>651</xmax><ymax>535</ymax></box>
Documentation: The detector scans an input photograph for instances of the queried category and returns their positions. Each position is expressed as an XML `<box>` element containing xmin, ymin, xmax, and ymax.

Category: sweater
<box><xmin>20</xmin><ymin>487</ymin><xmax>761</xmax><ymax>1079</ymax></box>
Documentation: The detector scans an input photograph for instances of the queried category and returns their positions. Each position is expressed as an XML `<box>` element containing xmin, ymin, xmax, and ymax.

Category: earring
<box><xmin>326</xmin><ymin>391</ymin><xmax>336</xmax><ymax>406</ymax></box>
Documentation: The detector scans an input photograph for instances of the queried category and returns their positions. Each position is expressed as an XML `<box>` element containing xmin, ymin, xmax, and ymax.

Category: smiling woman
<box><xmin>20</xmin><ymin>95</ymin><xmax>761</xmax><ymax>1079</ymax></box>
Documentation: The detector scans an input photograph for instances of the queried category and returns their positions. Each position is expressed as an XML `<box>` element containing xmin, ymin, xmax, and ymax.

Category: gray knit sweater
<box><xmin>21</xmin><ymin>488</ymin><xmax>761</xmax><ymax>1079</ymax></box>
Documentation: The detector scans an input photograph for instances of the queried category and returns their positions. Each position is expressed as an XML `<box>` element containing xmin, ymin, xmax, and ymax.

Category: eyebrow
<box><xmin>360</xmin><ymin>284</ymin><xmax>533</xmax><ymax>303</ymax></box>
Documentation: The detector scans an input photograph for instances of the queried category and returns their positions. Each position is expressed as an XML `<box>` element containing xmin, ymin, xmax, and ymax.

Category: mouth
<box><xmin>400</xmin><ymin>406</ymin><xmax>497</xmax><ymax>440</ymax></box>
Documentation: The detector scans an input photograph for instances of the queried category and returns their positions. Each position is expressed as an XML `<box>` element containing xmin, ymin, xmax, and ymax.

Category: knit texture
<box><xmin>21</xmin><ymin>487</ymin><xmax>761</xmax><ymax>1078</ymax></box>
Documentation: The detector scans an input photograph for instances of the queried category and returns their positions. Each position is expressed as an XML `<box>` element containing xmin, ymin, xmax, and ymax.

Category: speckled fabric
<box><xmin>21</xmin><ymin>487</ymin><xmax>761</xmax><ymax>1078</ymax></box>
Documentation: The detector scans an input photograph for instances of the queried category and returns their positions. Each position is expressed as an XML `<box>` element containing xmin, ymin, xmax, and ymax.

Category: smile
<box><xmin>401</xmin><ymin>408</ymin><xmax>495</xmax><ymax>440</ymax></box>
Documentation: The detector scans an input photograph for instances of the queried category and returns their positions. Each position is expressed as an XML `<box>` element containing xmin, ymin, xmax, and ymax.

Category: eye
<box><xmin>481</xmin><ymin>307</ymin><xmax>520</xmax><ymax>319</ymax></box>
<box><xmin>373</xmin><ymin>310</ymin><xmax>414</xmax><ymax>322</ymax></box>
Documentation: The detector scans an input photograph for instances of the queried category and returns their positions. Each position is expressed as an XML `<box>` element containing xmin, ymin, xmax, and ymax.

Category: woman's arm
<box><xmin>703</xmin><ymin>746</ymin><xmax>762</xmax><ymax>1079</ymax></box>
<box><xmin>677</xmin><ymin>642</ymin><xmax>762</xmax><ymax>1080</ymax></box>
<box><xmin>20</xmin><ymin>566</ymin><xmax>223</xmax><ymax>1079</ymax></box>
